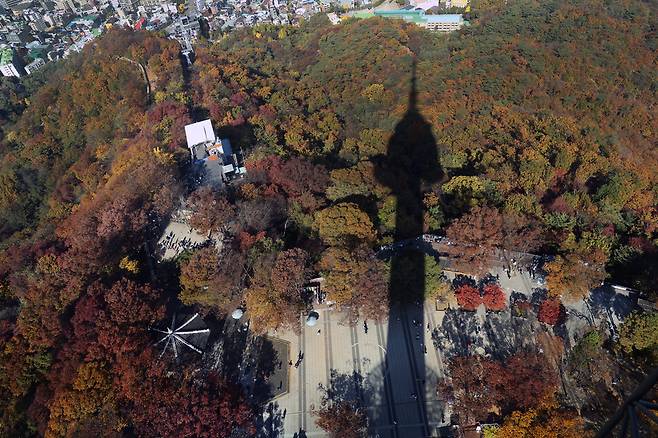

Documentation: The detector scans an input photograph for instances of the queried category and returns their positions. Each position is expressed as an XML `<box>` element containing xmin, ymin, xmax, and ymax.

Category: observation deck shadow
<box><xmin>372</xmin><ymin>60</ymin><xmax>444</xmax><ymax>437</ymax></box>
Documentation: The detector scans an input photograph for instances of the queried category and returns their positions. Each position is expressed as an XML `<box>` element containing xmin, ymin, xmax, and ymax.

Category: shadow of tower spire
<box><xmin>376</xmin><ymin>57</ymin><xmax>443</xmax><ymax>285</ymax></box>
<box><xmin>373</xmin><ymin>58</ymin><xmax>444</xmax><ymax>437</ymax></box>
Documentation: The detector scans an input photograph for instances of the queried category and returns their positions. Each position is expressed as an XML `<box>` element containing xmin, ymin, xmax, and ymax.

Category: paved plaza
<box><xmin>154</xmin><ymin>206</ymin><xmax>224</xmax><ymax>260</ymax></box>
<box><xmin>268</xmin><ymin>304</ymin><xmax>450</xmax><ymax>438</ymax></box>
<box><xmin>256</xmin><ymin>259</ymin><xmax>635</xmax><ymax>438</ymax></box>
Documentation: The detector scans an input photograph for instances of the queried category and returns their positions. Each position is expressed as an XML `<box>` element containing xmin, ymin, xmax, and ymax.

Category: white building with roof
<box><xmin>185</xmin><ymin>119</ymin><xmax>216</xmax><ymax>152</ymax></box>
<box><xmin>424</xmin><ymin>14</ymin><xmax>464</xmax><ymax>32</ymax></box>
<box><xmin>184</xmin><ymin>119</ymin><xmax>247</xmax><ymax>187</ymax></box>
<box><xmin>0</xmin><ymin>47</ymin><xmax>23</xmax><ymax>77</ymax></box>
<box><xmin>372</xmin><ymin>10</ymin><xmax>467</xmax><ymax>32</ymax></box>
<box><xmin>24</xmin><ymin>57</ymin><xmax>45</xmax><ymax>74</ymax></box>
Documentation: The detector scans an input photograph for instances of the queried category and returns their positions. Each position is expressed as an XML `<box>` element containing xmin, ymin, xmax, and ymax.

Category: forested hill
<box><xmin>0</xmin><ymin>0</ymin><xmax>656</xmax><ymax>435</ymax></box>
<box><xmin>190</xmin><ymin>0</ymin><xmax>657</xmax><ymax>289</ymax></box>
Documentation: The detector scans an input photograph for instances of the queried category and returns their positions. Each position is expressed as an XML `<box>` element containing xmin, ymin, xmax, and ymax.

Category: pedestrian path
<box><xmin>271</xmin><ymin>305</ymin><xmax>449</xmax><ymax>437</ymax></box>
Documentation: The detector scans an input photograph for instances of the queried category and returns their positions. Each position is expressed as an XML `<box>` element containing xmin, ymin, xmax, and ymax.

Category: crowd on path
<box><xmin>158</xmin><ymin>230</ymin><xmax>205</xmax><ymax>255</ymax></box>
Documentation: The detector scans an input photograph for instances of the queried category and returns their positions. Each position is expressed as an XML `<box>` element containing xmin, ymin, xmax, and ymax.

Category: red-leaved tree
<box><xmin>482</xmin><ymin>284</ymin><xmax>507</xmax><ymax>311</ymax></box>
<box><xmin>443</xmin><ymin>355</ymin><xmax>506</xmax><ymax>425</ymax></box>
<box><xmin>129</xmin><ymin>366</ymin><xmax>255</xmax><ymax>438</ymax></box>
<box><xmin>315</xmin><ymin>401</ymin><xmax>367</xmax><ymax>438</ymax></box>
<box><xmin>538</xmin><ymin>298</ymin><xmax>564</xmax><ymax>325</ymax></box>
<box><xmin>502</xmin><ymin>353</ymin><xmax>560</xmax><ymax>411</ymax></box>
<box><xmin>455</xmin><ymin>284</ymin><xmax>482</xmax><ymax>311</ymax></box>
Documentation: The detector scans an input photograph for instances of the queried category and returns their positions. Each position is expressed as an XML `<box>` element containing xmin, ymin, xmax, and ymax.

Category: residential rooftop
<box><xmin>0</xmin><ymin>48</ymin><xmax>13</xmax><ymax>66</ymax></box>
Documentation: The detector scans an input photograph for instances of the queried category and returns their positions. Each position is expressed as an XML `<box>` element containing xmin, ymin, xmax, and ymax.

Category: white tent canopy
<box><xmin>151</xmin><ymin>313</ymin><xmax>210</xmax><ymax>359</ymax></box>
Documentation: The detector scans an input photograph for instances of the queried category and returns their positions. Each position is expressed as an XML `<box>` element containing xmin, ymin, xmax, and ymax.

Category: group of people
<box><xmin>158</xmin><ymin>230</ymin><xmax>204</xmax><ymax>256</ymax></box>
<box><xmin>290</xmin><ymin>350</ymin><xmax>304</xmax><ymax>368</ymax></box>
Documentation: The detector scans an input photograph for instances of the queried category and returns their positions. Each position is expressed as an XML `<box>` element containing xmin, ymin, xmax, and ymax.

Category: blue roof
<box><xmin>220</xmin><ymin>138</ymin><xmax>233</xmax><ymax>156</ymax></box>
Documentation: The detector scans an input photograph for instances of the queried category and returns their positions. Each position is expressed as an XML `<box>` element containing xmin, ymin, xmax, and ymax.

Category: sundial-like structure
<box><xmin>151</xmin><ymin>313</ymin><xmax>210</xmax><ymax>359</ymax></box>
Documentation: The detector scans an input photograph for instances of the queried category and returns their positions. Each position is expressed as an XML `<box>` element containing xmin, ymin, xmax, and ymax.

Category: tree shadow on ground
<box><xmin>205</xmin><ymin>317</ymin><xmax>283</xmax><ymax>405</ymax></box>
<box><xmin>433</xmin><ymin>309</ymin><xmax>479</xmax><ymax>358</ymax></box>
<box><xmin>320</xmin><ymin>369</ymin><xmax>368</xmax><ymax>405</ymax></box>
<box><xmin>589</xmin><ymin>285</ymin><xmax>635</xmax><ymax>321</ymax></box>
<box><xmin>255</xmin><ymin>401</ymin><xmax>285</xmax><ymax>438</ymax></box>
<box><xmin>435</xmin><ymin>306</ymin><xmax>543</xmax><ymax>362</ymax></box>
<box><xmin>482</xmin><ymin>312</ymin><xmax>537</xmax><ymax>360</ymax></box>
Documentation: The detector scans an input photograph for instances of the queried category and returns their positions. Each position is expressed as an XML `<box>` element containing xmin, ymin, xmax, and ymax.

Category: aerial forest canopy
<box><xmin>0</xmin><ymin>0</ymin><xmax>656</xmax><ymax>435</ymax></box>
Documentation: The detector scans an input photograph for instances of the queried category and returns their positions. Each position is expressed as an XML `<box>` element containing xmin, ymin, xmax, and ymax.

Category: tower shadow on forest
<box><xmin>372</xmin><ymin>59</ymin><xmax>444</xmax><ymax>437</ymax></box>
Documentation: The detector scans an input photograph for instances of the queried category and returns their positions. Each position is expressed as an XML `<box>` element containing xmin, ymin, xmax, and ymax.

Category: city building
<box><xmin>448</xmin><ymin>0</ymin><xmax>469</xmax><ymax>7</ymax></box>
<box><xmin>138</xmin><ymin>0</ymin><xmax>161</xmax><ymax>8</ymax></box>
<box><xmin>5</xmin><ymin>0</ymin><xmax>24</xmax><ymax>11</ymax></box>
<box><xmin>24</xmin><ymin>57</ymin><xmax>45</xmax><ymax>74</ymax></box>
<box><xmin>54</xmin><ymin>0</ymin><xmax>76</xmax><ymax>12</ymax></box>
<box><xmin>118</xmin><ymin>0</ymin><xmax>137</xmax><ymax>13</ymax></box>
<box><xmin>424</xmin><ymin>14</ymin><xmax>465</xmax><ymax>32</ymax></box>
<box><xmin>0</xmin><ymin>0</ymin><xmax>346</xmax><ymax>78</ymax></box>
<box><xmin>0</xmin><ymin>47</ymin><xmax>23</xmax><ymax>77</ymax></box>
<box><xmin>27</xmin><ymin>14</ymin><xmax>49</xmax><ymax>32</ymax></box>
<box><xmin>410</xmin><ymin>0</ymin><xmax>439</xmax><ymax>11</ymax></box>
<box><xmin>409</xmin><ymin>0</ymin><xmax>469</xmax><ymax>7</ymax></box>
<box><xmin>6</xmin><ymin>29</ymin><xmax>31</xmax><ymax>45</ymax></box>
<box><xmin>373</xmin><ymin>10</ymin><xmax>466</xmax><ymax>32</ymax></box>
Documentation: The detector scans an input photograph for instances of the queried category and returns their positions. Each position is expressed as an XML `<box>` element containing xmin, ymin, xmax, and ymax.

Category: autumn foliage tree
<box><xmin>129</xmin><ymin>368</ymin><xmax>254</xmax><ymax>438</ymax></box>
<box><xmin>315</xmin><ymin>400</ymin><xmax>367</xmax><ymax>438</ymax></box>
<box><xmin>482</xmin><ymin>283</ymin><xmax>507</xmax><ymax>311</ymax></box>
<box><xmin>538</xmin><ymin>298</ymin><xmax>564</xmax><ymax>326</ymax></box>
<box><xmin>617</xmin><ymin>311</ymin><xmax>658</xmax><ymax>358</ymax></box>
<box><xmin>545</xmin><ymin>254</ymin><xmax>606</xmax><ymax>302</ymax></box>
<box><xmin>318</xmin><ymin>246</ymin><xmax>388</xmax><ymax>322</ymax></box>
<box><xmin>0</xmin><ymin>28</ymin><xmax>247</xmax><ymax>437</ymax></box>
<box><xmin>265</xmin><ymin>156</ymin><xmax>330</xmax><ymax>211</ymax></box>
<box><xmin>503</xmin><ymin>353</ymin><xmax>559</xmax><ymax>412</ymax></box>
<box><xmin>444</xmin><ymin>355</ymin><xmax>506</xmax><ymax>424</ymax></box>
<box><xmin>240</xmin><ymin>155</ymin><xmax>329</xmax><ymax>236</ymax></box>
<box><xmin>66</xmin><ymin>279</ymin><xmax>165</xmax><ymax>363</ymax></box>
<box><xmin>445</xmin><ymin>206</ymin><xmax>544</xmax><ymax>276</ymax></box>
<box><xmin>455</xmin><ymin>284</ymin><xmax>482</xmax><ymax>311</ymax></box>
<box><xmin>496</xmin><ymin>402</ymin><xmax>587</xmax><ymax>438</ymax></box>
<box><xmin>446</xmin><ymin>206</ymin><xmax>502</xmax><ymax>275</ymax></box>
<box><xmin>446</xmin><ymin>352</ymin><xmax>560</xmax><ymax>425</ymax></box>
<box><xmin>314</xmin><ymin>202</ymin><xmax>375</xmax><ymax>247</ymax></box>
<box><xmin>314</xmin><ymin>370</ymin><xmax>368</xmax><ymax>438</ymax></box>
<box><xmin>187</xmin><ymin>186</ymin><xmax>234</xmax><ymax>236</ymax></box>
<box><xmin>22</xmin><ymin>278</ymin><xmax>166</xmax><ymax>436</ymax></box>
<box><xmin>2</xmin><ymin>0</ymin><xmax>658</xmax><ymax>432</ymax></box>
<box><xmin>427</xmin><ymin>275</ymin><xmax>457</xmax><ymax>309</ymax></box>
<box><xmin>179</xmin><ymin>246</ymin><xmax>245</xmax><ymax>313</ymax></box>
<box><xmin>245</xmin><ymin>248</ymin><xmax>310</xmax><ymax>332</ymax></box>
<box><xmin>145</xmin><ymin>100</ymin><xmax>192</xmax><ymax>150</ymax></box>
<box><xmin>45</xmin><ymin>361</ymin><xmax>120</xmax><ymax>437</ymax></box>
